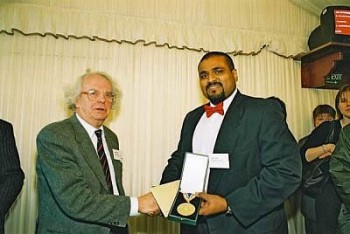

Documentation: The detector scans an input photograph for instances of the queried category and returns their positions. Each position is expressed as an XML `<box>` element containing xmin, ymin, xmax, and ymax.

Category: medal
<box><xmin>177</xmin><ymin>193</ymin><xmax>196</xmax><ymax>216</ymax></box>
<box><xmin>177</xmin><ymin>203</ymin><xmax>195</xmax><ymax>216</ymax></box>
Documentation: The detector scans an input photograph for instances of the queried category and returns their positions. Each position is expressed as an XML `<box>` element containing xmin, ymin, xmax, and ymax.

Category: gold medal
<box><xmin>177</xmin><ymin>192</ymin><xmax>196</xmax><ymax>216</ymax></box>
<box><xmin>177</xmin><ymin>202</ymin><xmax>196</xmax><ymax>216</ymax></box>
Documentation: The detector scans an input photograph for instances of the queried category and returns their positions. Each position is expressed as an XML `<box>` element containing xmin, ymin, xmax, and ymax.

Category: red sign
<box><xmin>335</xmin><ymin>10</ymin><xmax>350</xmax><ymax>36</ymax></box>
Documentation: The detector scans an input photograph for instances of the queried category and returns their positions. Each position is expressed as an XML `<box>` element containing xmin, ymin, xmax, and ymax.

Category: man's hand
<box><xmin>137</xmin><ymin>192</ymin><xmax>160</xmax><ymax>216</ymax></box>
<box><xmin>196</xmin><ymin>192</ymin><xmax>228</xmax><ymax>216</ymax></box>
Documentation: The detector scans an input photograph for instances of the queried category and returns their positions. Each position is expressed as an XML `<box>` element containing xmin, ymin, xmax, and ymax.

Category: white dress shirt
<box><xmin>192</xmin><ymin>89</ymin><xmax>237</xmax><ymax>155</ymax></box>
<box><xmin>192</xmin><ymin>90</ymin><xmax>237</xmax><ymax>191</ymax></box>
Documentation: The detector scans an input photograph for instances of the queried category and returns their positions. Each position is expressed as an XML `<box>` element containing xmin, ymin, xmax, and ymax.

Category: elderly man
<box><xmin>36</xmin><ymin>71</ymin><xmax>159</xmax><ymax>234</ymax></box>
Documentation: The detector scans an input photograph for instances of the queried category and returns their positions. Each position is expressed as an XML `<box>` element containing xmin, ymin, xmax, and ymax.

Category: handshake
<box><xmin>136</xmin><ymin>188</ymin><xmax>229</xmax><ymax>221</ymax></box>
<box><xmin>138</xmin><ymin>192</ymin><xmax>161</xmax><ymax>217</ymax></box>
<box><xmin>135</xmin><ymin>154</ymin><xmax>227</xmax><ymax>221</ymax></box>
<box><xmin>136</xmin><ymin>180</ymin><xmax>180</xmax><ymax>218</ymax></box>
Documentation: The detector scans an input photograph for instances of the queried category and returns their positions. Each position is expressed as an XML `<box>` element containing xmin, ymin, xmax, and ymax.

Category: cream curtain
<box><xmin>0</xmin><ymin>0</ymin><xmax>339</xmax><ymax>234</ymax></box>
<box><xmin>1</xmin><ymin>0</ymin><xmax>318</xmax><ymax>56</ymax></box>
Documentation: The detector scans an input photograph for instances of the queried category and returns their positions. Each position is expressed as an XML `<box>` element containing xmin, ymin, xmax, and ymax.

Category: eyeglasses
<box><xmin>80</xmin><ymin>89</ymin><xmax>116</xmax><ymax>103</ymax></box>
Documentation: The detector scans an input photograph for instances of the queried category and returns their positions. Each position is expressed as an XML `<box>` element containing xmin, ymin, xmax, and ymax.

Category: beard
<box><xmin>206</xmin><ymin>82</ymin><xmax>226</xmax><ymax>105</ymax></box>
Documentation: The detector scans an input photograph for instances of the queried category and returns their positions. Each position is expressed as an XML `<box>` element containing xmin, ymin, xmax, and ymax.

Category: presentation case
<box><xmin>168</xmin><ymin>152</ymin><xmax>209</xmax><ymax>225</ymax></box>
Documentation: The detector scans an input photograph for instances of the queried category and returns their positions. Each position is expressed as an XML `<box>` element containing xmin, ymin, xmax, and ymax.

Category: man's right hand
<box><xmin>137</xmin><ymin>192</ymin><xmax>160</xmax><ymax>216</ymax></box>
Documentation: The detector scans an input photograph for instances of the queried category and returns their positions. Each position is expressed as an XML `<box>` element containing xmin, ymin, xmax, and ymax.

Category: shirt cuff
<box><xmin>226</xmin><ymin>205</ymin><xmax>233</xmax><ymax>216</ymax></box>
<box><xmin>129</xmin><ymin>197</ymin><xmax>139</xmax><ymax>216</ymax></box>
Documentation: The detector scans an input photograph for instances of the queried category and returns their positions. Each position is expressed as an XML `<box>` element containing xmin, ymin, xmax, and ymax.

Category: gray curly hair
<box><xmin>65</xmin><ymin>70</ymin><xmax>122</xmax><ymax>111</ymax></box>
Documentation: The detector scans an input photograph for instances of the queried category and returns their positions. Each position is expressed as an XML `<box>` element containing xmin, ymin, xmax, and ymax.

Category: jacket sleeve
<box><xmin>229</xmin><ymin>99</ymin><xmax>302</xmax><ymax>227</ymax></box>
<box><xmin>160</xmin><ymin>113</ymin><xmax>192</xmax><ymax>184</ymax></box>
<box><xmin>0</xmin><ymin>121</ymin><xmax>24</xmax><ymax>217</ymax></box>
<box><xmin>330</xmin><ymin>125</ymin><xmax>350</xmax><ymax>206</ymax></box>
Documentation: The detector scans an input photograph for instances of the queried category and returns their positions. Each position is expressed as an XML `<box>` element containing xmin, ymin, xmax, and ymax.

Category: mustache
<box><xmin>206</xmin><ymin>81</ymin><xmax>223</xmax><ymax>90</ymax></box>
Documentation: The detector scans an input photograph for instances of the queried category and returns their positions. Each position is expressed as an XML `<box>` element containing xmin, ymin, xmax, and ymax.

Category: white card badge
<box><xmin>209</xmin><ymin>153</ymin><xmax>230</xmax><ymax>169</ymax></box>
<box><xmin>112</xmin><ymin>149</ymin><xmax>123</xmax><ymax>161</ymax></box>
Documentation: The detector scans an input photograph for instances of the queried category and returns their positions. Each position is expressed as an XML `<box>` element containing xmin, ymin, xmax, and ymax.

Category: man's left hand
<box><xmin>196</xmin><ymin>192</ymin><xmax>228</xmax><ymax>216</ymax></box>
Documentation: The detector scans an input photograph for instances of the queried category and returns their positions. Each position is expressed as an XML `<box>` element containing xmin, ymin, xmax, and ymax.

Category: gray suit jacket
<box><xmin>161</xmin><ymin>91</ymin><xmax>302</xmax><ymax>234</ymax></box>
<box><xmin>36</xmin><ymin>114</ymin><xmax>130</xmax><ymax>234</ymax></box>
<box><xmin>0</xmin><ymin>120</ymin><xmax>24</xmax><ymax>233</ymax></box>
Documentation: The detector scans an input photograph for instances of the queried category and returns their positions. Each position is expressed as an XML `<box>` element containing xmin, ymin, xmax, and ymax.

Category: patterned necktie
<box><xmin>95</xmin><ymin>129</ymin><xmax>113</xmax><ymax>193</ymax></box>
<box><xmin>204</xmin><ymin>102</ymin><xmax>224</xmax><ymax>118</ymax></box>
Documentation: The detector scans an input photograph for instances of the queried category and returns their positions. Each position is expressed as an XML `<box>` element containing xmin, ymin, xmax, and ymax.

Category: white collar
<box><xmin>75</xmin><ymin>113</ymin><xmax>103</xmax><ymax>139</ymax></box>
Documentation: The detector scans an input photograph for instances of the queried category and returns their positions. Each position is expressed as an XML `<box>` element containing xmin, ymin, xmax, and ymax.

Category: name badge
<box><xmin>112</xmin><ymin>149</ymin><xmax>123</xmax><ymax>162</ymax></box>
<box><xmin>209</xmin><ymin>153</ymin><xmax>230</xmax><ymax>169</ymax></box>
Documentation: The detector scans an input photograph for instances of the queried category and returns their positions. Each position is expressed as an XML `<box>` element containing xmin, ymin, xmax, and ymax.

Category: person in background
<box><xmin>330</xmin><ymin>124</ymin><xmax>350</xmax><ymax>234</ymax></box>
<box><xmin>298</xmin><ymin>104</ymin><xmax>336</xmax><ymax>147</ymax></box>
<box><xmin>286</xmin><ymin>104</ymin><xmax>336</xmax><ymax>233</ymax></box>
<box><xmin>300</xmin><ymin>84</ymin><xmax>350</xmax><ymax>234</ymax></box>
<box><xmin>0</xmin><ymin>119</ymin><xmax>24</xmax><ymax>234</ymax></box>
<box><xmin>160</xmin><ymin>51</ymin><xmax>302</xmax><ymax>234</ymax></box>
<box><xmin>36</xmin><ymin>70</ymin><xmax>159</xmax><ymax>234</ymax></box>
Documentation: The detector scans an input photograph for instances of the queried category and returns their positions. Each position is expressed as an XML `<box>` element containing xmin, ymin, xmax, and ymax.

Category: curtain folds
<box><xmin>0</xmin><ymin>0</ymin><xmax>318</xmax><ymax>57</ymax></box>
<box><xmin>1</xmin><ymin>31</ymin><xmax>338</xmax><ymax>234</ymax></box>
<box><xmin>0</xmin><ymin>1</ymin><xmax>337</xmax><ymax>234</ymax></box>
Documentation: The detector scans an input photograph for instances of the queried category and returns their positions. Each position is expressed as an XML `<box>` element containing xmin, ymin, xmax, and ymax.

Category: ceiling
<box><xmin>289</xmin><ymin>0</ymin><xmax>350</xmax><ymax>16</ymax></box>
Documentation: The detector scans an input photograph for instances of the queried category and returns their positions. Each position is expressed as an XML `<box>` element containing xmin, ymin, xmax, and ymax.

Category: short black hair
<box><xmin>198</xmin><ymin>51</ymin><xmax>235</xmax><ymax>71</ymax></box>
<box><xmin>312</xmin><ymin>104</ymin><xmax>336</xmax><ymax>120</ymax></box>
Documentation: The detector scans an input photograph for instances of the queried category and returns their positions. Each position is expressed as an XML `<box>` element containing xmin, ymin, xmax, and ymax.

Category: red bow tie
<box><xmin>204</xmin><ymin>102</ymin><xmax>224</xmax><ymax>118</ymax></box>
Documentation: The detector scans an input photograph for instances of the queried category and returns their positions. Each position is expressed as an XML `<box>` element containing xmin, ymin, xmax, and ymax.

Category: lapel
<box><xmin>104</xmin><ymin>128</ymin><xmax>116</xmax><ymax>161</ymax></box>
<box><xmin>104</xmin><ymin>128</ymin><xmax>125</xmax><ymax>195</ymax></box>
<box><xmin>214</xmin><ymin>92</ymin><xmax>244</xmax><ymax>152</ymax></box>
<box><xmin>208</xmin><ymin>92</ymin><xmax>245</xmax><ymax>193</ymax></box>
<box><xmin>184</xmin><ymin>108</ymin><xmax>206</xmax><ymax>152</ymax></box>
<box><xmin>69</xmin><ymin>115</ymin><xmax>111</xmax><ymax>193</ymax></box>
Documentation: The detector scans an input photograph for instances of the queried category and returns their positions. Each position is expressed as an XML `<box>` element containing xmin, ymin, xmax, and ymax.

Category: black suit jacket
<box><xmin>0</xmin><ymin>120</ymin><xmax>24</xmax><ymax>233</ymax></box>
<box><xmin>161</xmin><ymin>91</ymin><xmax>302</xmax><ymax>234</ymax></box>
